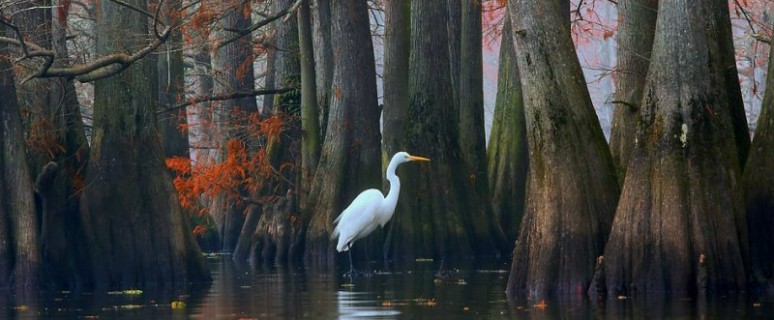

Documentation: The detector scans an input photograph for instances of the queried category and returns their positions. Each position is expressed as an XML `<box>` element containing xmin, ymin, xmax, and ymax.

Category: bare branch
<box><xmin>0</xmin><ymin>1</ymin><xmax>171</xmax><ymax>83</ymax></box>
<box><xmin>733</xmin><ymin>0</ymin><xmax>756</xmax><ymax>34</ymax></box>
<box><xmin>158</xmin><ymin>88</ymin><xmax>295</xmax><ymax>114</ymax></box>
<box><xmin>752</xmin><ymin>33</ymin><xmax>771</xmax><ymax>44</ymax></box>
<box><xmin>611</xmin><ymin>100</ymin><xmax>638</xmax><ymax>111</ymax></box>
<box><xmin>215</xmin><ymin>0</ymin><xmax>302</xmax><ymax>49</ymax></box>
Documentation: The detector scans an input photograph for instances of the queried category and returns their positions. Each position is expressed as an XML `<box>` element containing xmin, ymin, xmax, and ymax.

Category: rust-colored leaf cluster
<box><xmin>166</xmin><ymin>113</ymin><xmax>293</xmax><ymax>215</ymax></box>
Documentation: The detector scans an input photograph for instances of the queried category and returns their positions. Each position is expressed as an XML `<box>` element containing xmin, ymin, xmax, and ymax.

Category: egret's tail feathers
<box><xmin>330</xmin><ymin>227</ymin><xmax>339</xmax><ymax>241</ymax></box>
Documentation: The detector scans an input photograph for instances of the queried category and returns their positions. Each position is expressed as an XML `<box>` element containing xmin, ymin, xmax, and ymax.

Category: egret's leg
<box><xmin>348</xmin><ymin>248</ymin><xmax>355</xmax><ymax>276</ymax></box>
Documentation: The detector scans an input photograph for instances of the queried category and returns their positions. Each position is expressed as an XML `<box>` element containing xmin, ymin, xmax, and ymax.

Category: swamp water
<box><xmin>0</xmin><ymin>255</ymin><xmax>772</xmax><ymax>319</ymax></box>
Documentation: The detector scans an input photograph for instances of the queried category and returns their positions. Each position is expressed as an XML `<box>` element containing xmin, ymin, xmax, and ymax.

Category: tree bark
<box><xmin>446</xmin><ymin>0</ymin><xmax>461</xmax><ymax>117</ymax></box>
<box><xmin>505</xmin><ymin>0</ymin><xmax>619</xmax><ymax>298</ymax></box>
<box><xmin>81</xmin><ymin>0</ymin><xmax>209</xmax><ymax>289</ymax></box>
<box><xmin>382</xmin><ymin>0</ymin><xmax>410</xmax><ymax>172</ymax></box>
<box><xmin>298</xmin><ymin>0</ymin><xmax>320</xmax><ymax>210</ymax></box>
<box><xmin>0</xmin><ymin>34</ymin><xmax>42</xmax><ymax>291</ymax></box>
<box><xmin>608</xmin><ymin>0</ymin><xmax>658</xmax><ymax>184</ymax></box>
<box><xmin>157</xmin><ymin>0</ymin><xmax>190</xmax><ymax>158</ymax></box>
<box><xmin>304</xmin><ymin>0</ymin><xmax>381</xmax><ymax>268</ymax></box>
<box><xmin>311</xmin><ymin>0</ymin><xmax>333</xmax><ymax>137</ymax></box>
<box><xmin>743</xmin><ymin>19</ymin><xmax>774</xmax><ymax>288</ymax></box>
<box><xmin>601</xmin><ymin>0</ymin><xmax>746</xmax><ymax>295</ymax></box>
<box><xmin>487</xmin><ymin>12</ymin><xmax>528</xmax><ymax>243</ymax></box>
<box><xmin>383</xmin><ymin>0</ymin><xmax>504</xmax><ymax>261</ymax></box>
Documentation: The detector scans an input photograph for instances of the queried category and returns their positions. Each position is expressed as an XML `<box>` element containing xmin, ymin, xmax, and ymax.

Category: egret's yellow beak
<box><xmin>408</xmin><ymin>155</ymin><xmax>431</xmax><ymax>162</ymax></box>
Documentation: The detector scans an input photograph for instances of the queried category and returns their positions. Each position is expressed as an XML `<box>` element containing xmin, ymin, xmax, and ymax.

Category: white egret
<box><xmin>331</xmin><ymin>151</ymin><xmax>430</xmax><ymax>275</ymax></box>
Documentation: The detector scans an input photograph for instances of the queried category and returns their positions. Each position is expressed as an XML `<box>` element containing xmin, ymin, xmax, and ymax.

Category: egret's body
<box><xmin>331</xmin><ymin>152</ymin><xmax>429</xmax><ymax>272</ymax></box>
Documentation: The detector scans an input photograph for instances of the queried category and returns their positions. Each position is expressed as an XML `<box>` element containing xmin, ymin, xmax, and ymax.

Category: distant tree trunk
<box><xmin>715</xmin><ymin>0</ymin><xmax>750</xmax><ymax>170</ymax></box>
<box><xmin>743</xmin><ymin>20</ymin><xmax>774</xmax><ymax>288</ymax></box>
<box><xmin>384</xmin><ymin>0</ymin><xmax>504</xmax><ymax>261</ymax></box>
<box><xmin>241</xmin><ymin>0</ymin><xmax>303</xmax><ymax>265</ymax></box>
<box><xmin>382</xmin><ymin>0</ymin><xmax>410</xmax><ymax>165</ymax></box>
<box><xmin>311</xmin><ymin>0</ymin><xmax>333</xmax><ymax>137</ymax></box>
<box><xmin>38</xmin><ymin>2</ymin><xmax>92</xmax><ymax>290</ymax></box>
<box><xmin>487</xmin><ymin>12</ymin><xmax>528</xmax><ymax>243</ymax></box>
<box><xmin>298</xmin><ymin>0</ymin><xmax>320</xmax><ymax>209</ymax></box>
<box><xmin>157</xmin><ymin>0</ymin><xmax>190</xmax><ymax>158</ymax></box>
<box><xmin>262</xmin><ymin>43</ymin><xmax>277</xmax><ymax>115</ymax></box>
<box><xmin>188</xmin><ymin>23</ymin><xmax>215</xmax><ymax>164</ymax></box>
<box><xmin>446</xmin><ymin>0</ymin><xmax>461</xmax><ymax>115</ymax></box>
<box><xmin>0</xmin><ymin>36</ymin><xmax>42</xmax><ymax>291</ymax></box>
<box><xmin>608</xmin><ymin>0</ymin><xmax>658</xmax><ymax>183</ymax></box>
<box><xmin>458</xmin><ymin>0</ymin><xmax>508</xmax><ymax>253</ymax></box>
<box><xmin>304</xmin><ymin>0</ymin><xmax>381</xmax><ymax>267</ymax></box>
<box><xmin>505</xmin><ymin>0</ymin><xmax>619</xmax><ymax>298</ymax></box>
<box><xmin>81</xmin><ymin>0</ymin><xmax>209</xmax><ymax>289</ymax></box>
<box><xmin>601</xmin><ymin>0</ymin><xmax>746</xmax><ymax>295</ymax></box>
<box><xmin>209</xmin><ymin>0</ymin><xmax>260</xmax><ymax>252</ymax></box>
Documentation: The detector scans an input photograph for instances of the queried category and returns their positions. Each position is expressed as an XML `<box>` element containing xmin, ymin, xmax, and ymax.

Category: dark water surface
<box><xmin>1</xmin><ymin>255</ymin><xmax>772</xmax><ymax>319</ymax></box>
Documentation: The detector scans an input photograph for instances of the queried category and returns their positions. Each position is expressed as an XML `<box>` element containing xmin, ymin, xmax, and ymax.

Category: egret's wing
<box><xmin>331</xmin><ymin>190</ymin><xmax>384</xmax><ymax>245</ymax></box>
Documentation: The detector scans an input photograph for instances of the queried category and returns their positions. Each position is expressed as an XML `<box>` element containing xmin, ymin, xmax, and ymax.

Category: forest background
<box><xmin>0</xmin><ymin>0</ymin><xmax>773</xmax><ymax>299</ymax></box>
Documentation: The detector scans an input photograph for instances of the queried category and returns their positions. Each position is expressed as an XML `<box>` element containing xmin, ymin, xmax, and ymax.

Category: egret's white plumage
<box><xmin>331</xmin><ymin>152</ymin><xmax>430</xmax><ymax>253</ymax></box>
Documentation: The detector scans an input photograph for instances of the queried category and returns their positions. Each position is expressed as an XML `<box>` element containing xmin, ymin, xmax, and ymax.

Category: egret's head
<box><xmin>393</xmin><ymin>151</ymin><xmax>431</xmax><ymax>164</ymax></box>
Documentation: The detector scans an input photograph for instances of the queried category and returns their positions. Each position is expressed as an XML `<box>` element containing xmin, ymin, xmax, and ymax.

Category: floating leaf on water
<box><xmin>533</xmin><ymin>300</ymin><xmax>547</xmax><ymax>309</ymax></box>
<box><xmin>13</xmin><ymin>305</ymin><xmax>29</xmax><ymax>311</ymax></box>
<box><xmin>414</xmin><ymin>298</ymin><xmax>437</xmax><ymax>307</ymax></box>
<box><xmin>119</xmin><ymin>304</ymin><xmax>143</xmax><ymax>310</ymax></box>
<box><xmin>107</xmin><ymin>289</ymin><xmax>143</xmax><ymax>295</ymax></box>
<box><xmin>171</xmin><ymin>301</ymin><xmax>186</xmax><ymax>309</ymax></box>
<box><xmin>341</xmin><ymin>283</ymin><xmax>355</xmax><ymax>288</ymax></box>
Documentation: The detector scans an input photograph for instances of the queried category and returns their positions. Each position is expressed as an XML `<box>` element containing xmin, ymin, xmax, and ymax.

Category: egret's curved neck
<box><xmin>383</xmin><ymin>159</ymin><xmax>401</xmax><ymax>213</ymax></box>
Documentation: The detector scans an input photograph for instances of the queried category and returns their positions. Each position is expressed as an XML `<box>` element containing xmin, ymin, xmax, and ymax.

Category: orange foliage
<box><xmin>166</xmin><ymin>113</ymin><xmax>294</xmax><ymax>214</ymax></box>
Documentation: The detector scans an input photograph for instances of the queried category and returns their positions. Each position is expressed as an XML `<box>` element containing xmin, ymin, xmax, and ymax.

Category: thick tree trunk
<box><xmin>0</xmin><ymin>37</ymin><xmax>42</xmax><ymax>291</ymax></box>
<box><xmin>458</xmin><ymin>0</ymin><xmax>486</xmax><ymax>188</ymax></box>
<box><xmin>384</xmin><ymin>0</ymin><xmax>504</xmax><ymax>261</ymax></box>
<box><xmin>505</xmin><ymin>0</ymin><xmax>619</xmax><ymax>298</ymax></box>
<box><xmin>157</xmin><ymin>0</ymin><xmax>190</xmax><ymax>158</ymax></box>
<box><xmin>608</xmin><ymin>0</ymin><xmax>658</xmax><ymax>183</ymax></box>
<box><xmin>743</xmin><ymin>20</ymin><xmax>774</xmax><ymax>288</ymax></box>
<box><xmin>209</xmin><ymin>0</ymin><xmax>260</xmax><ymax>252</ymax></box>
<box><xmin>458</xmin><ymin>0</ymin><xmax>506</xmax><ymax>249</ymax></box>
<box><xmin>382</xmin><ymin>0</ymin><xmax>410</xmax><ymax>167</ymax></box>
<box><xmin>311</xmin><ymin>0</ymin><xmax>333</xmax><ymax>137</ymax></box>
<box><xmin>601</xmin><ymin>0</ymin><xmax>746</xmax><ymax>295</ymax></box>
<box><xmin>486</xmin><ymin>12</ymin><xmax>528</xmax><ymax>243</ymax></box>
<box><xmin>81</xmin><ymin>0</ymin><xmax>209</xmax><ymax>289</ymax></box>
<box><xmin>298</xmin><ymin>0</ymin><xmax>320</xmax><ymax>210</ymax></box>
<box><xmin>304</xmin><ymin>0</ymin><xmax>381</xmax><ymax>268</ymax></box>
